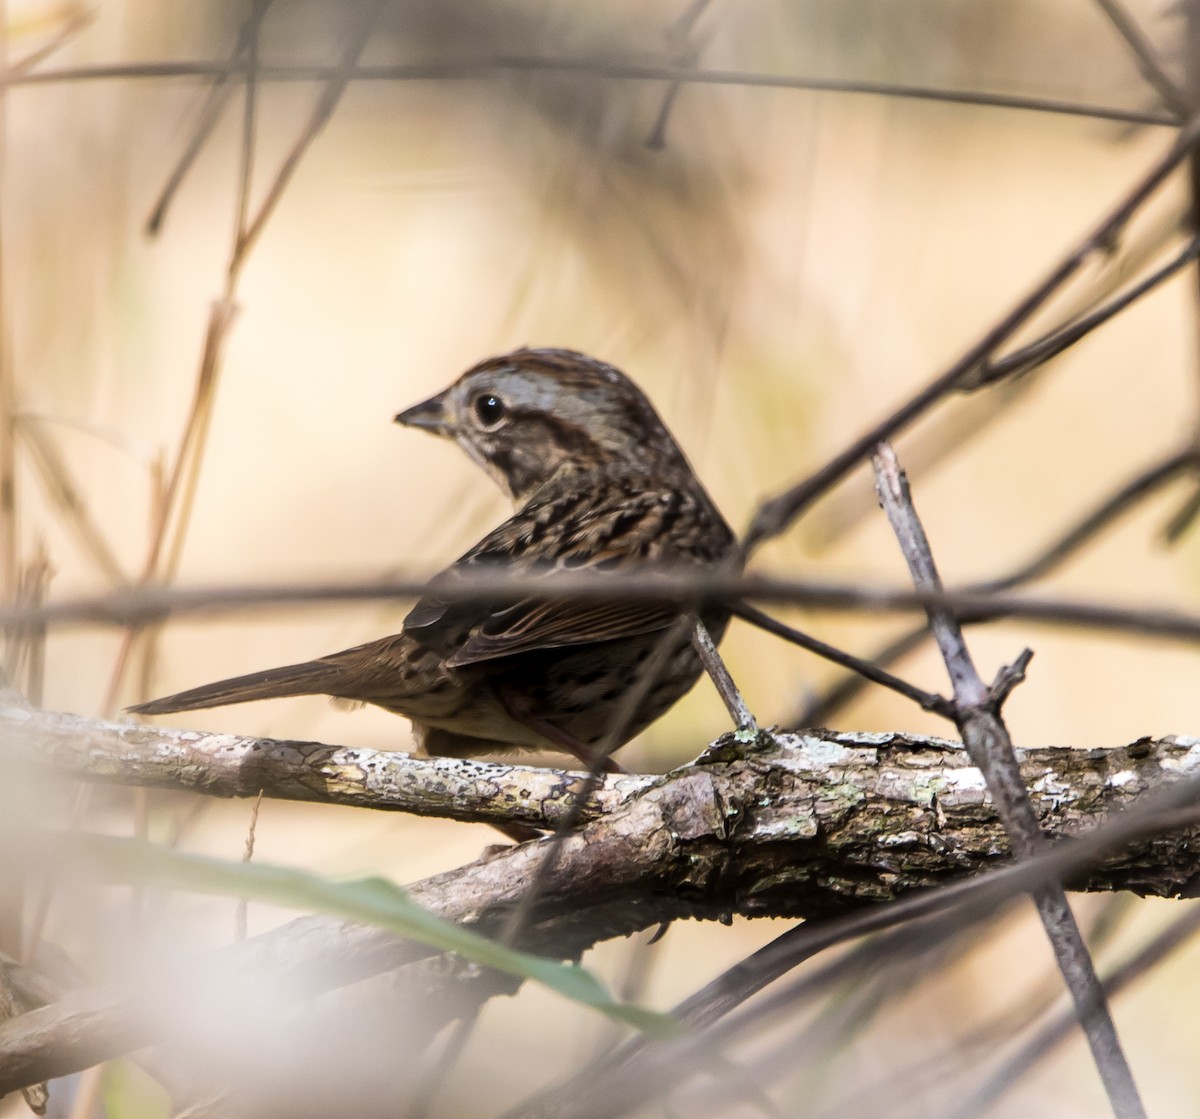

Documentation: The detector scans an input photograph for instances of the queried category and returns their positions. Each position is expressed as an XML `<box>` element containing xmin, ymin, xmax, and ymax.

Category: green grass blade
<box><xmin>52</xmin><ymin>831</ymin><xmax>680</xmax><ymax>1036</ymax></box>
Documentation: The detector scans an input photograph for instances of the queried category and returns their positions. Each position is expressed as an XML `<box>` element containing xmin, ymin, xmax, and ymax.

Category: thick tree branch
<box><xmin>3</xmin><ymin>700</ymin><xmax>1200</xmax><ymax>1098</ymax></box>
<box><xmin>3</xmin><ymin>702</ymin><xmax>1200</xmax><ymax>903</ymax></box>
<box><xmin>0</xmin><ymin>697</ymin><xmax>646</xmax><ymax>829</ymax></box>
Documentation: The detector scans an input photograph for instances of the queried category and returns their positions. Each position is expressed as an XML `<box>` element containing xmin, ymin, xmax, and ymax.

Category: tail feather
<box><xmin>129</xmin><ymin>660</ymin><xmax>342</xmax><ymax>716</ymax></box>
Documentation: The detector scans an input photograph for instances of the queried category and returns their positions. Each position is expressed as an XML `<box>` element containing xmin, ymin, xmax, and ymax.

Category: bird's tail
<box><xmin>129</xmin><ymin>660</ymin><xmax>343</xmax><ymax>716</ymax></box>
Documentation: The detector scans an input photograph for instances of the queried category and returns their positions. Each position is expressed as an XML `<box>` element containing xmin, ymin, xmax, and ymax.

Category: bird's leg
<box><xmin>496</xmin><ymin>687</ymin><xmax>628</xmax><ymax>775</ymax></box>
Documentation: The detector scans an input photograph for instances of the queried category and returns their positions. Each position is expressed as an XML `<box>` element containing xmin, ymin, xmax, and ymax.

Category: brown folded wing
<box><xmin>403</xmin><ymin>471</ymin><xmax>730</xmax><ymax>667</ymax></box>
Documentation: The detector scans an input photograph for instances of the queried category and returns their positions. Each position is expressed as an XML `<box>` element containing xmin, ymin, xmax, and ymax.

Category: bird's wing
<box><xmin>403</xmin><ymin>474</ymin><xmax>732</xmax><ymax>667</ymax></box>
<box><xmin>445</xmin><ymin>597</ymin><xmax>679</xmax><ymax>667</ymax></box>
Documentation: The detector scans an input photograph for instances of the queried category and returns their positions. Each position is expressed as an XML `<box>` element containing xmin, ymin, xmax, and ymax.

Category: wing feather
<box><xmin>403</xmin><ymin>472</ymin><xmax>731</xmax><ymax>665</ymax></box>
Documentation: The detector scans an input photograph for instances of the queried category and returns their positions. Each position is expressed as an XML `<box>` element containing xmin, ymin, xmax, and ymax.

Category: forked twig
<box><xmin>733</xmin><ymin>601</ymin><xmax>953</xmax><ymax>718</ymax></box>
<box><xmin>645</xmin><ymin>0</ymin><xmax>713</xmax><ymax>150</ymax></box>
<box><xmin>8</xmin><ymin>6</ymin><xmax>93</xmax><ymax>83</ymax></box>
<box><xmin>974</xmin><ymin>233</ymin><xmax>1200</xmax><ymax>385</ymax></box>
<box><xmin>871</xmin><ymin>441</ymin><xmax>1145</xmax><ymax>1119</ymax></box>
<box><xmin>797</xmin><ymin>444</ymin><xmax>1199</xmax><ymax>723</ymax></box>
<box><xmin>743</xmin><ymin>109</ymin><xmax>1200</xmax><ymax>554</ymax></box>
<box><xmin>1094</xmin><ymin>0</ymin><xmax>1189</xmax><ymax>119</ymax></box>
<box><xmin>145</xmin><ymin>1</ymin><xmax>273</xmax><ymax>236</ymax></box>
<box><xmin>231</xmin><ymin>0</ymin><xmax>386</xmax><ymax>274</ymax></box>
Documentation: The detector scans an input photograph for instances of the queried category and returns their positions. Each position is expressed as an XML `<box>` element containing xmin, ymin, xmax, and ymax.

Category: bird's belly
<box><xmin>415</xmin><ymin>696</ymin><xmax>552</xmax><ymax>749</ymax></box>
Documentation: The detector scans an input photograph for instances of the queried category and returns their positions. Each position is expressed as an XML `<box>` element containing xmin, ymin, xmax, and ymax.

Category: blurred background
<box><xmin>5</xmin><ymin>1</ymin><xmax>1200</xmax><ymax>1116</ymax></box>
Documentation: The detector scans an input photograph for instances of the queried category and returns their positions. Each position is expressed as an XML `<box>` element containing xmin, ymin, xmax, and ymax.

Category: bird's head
<box><xmin>395</xmin><ymin>348</ymin><xmax>692</xmax><ymax>503</ymax></box>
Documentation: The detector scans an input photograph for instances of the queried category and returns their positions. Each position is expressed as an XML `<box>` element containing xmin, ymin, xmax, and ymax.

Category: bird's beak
<box><xmin>394</xmin><ymin>390</ymin><xmax>452</xmax><ymax>435</ymax></box>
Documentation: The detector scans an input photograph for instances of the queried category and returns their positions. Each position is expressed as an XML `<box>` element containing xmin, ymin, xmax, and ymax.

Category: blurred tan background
<box><xmin>6</xmin><ymin>1</ymin><xmax>1200</xmax><ymax>1116</ymax></box>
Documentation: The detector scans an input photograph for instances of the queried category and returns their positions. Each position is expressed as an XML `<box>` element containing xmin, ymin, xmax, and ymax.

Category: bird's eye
<box><xmin>473</xmin><ymin>393</ymin><xmax>507</xmax><ymax>428</ymax></box>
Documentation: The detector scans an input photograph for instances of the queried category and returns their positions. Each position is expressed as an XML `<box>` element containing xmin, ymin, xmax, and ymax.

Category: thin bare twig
<box><xmin>974</xmin><ymin>449</ymin><xmax>1199</xmax><ymax>593</ymax></box>
<box><xmin>806</xmin><ymin>217</ymin><xmax>1196</xmax><ymax>546</ymax></box>
<box><xmin>691</xmin><ymin>615</ymin><xmax>755</xmax><ymax>730</ymax></box>
<box><xmin>974</xmin><ymin>234</ymin><xmax>1200</xmax><ymax>385</ymax></box>
<box><xmin>4</xmin><ymin>543</ymin><xmax>50</xmax><ymax>706</ymax></box>
<box><xmin>1</xmin><ymin>59</ymin><xmax>1179</xmax><ymax>130</ymax></box>
<box><xmin>124</xmin><ymin>1</ymin><xmax>378</xmax><ymax>717</ymax></box>
<box><xmin>148</xmin><ymin>0</ymin><xmax>380</xmax><ymax>618</ymax></box>
<box><xmin>16</xmin><ymin>569</ymin><xmax>1200</xmax><ymax>650</ymax></box>
<box><xmin>510</xmin><ymin>900</ymin><xmax>960</xmax><ymax>1118</ymax></box>
<box><xmin>16</xmin><ymin>417</ymin><xmax>126</xmax><ymax>586</ymax></box>
<box><xmin>104</xmin><ymin>297</ymin><xmax>238</xmax><ymax>717</ymax></box>
<box><xmin>800</xmin><ymin>899</ymin><xmax>1136</xmax><ymax>1119</ymax></box>
<box><xmin>796</xmin><ymin>624</ymin><xmax>931</xmax><ymax>726</ymax></box>
<box><xmin>732</xmin><ymin>601</ymin><xmax>953</xmax><ymax>718</ymax></box>
<box><xmin>871</xmin><ymin>442</ymin><xmax>1145</xmax><ymax>1119</ymax></box>
<box><xmin>231</xmin><ymin>1</ymin><xmax>269</xmax><ymax>259</ymax></box>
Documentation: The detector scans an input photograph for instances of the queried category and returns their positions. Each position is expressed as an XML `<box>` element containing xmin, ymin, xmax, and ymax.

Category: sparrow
<box><xmin>132</xmin><ymin>348</ymin><xmax>736</xmax><ymax>775</ymax></box>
